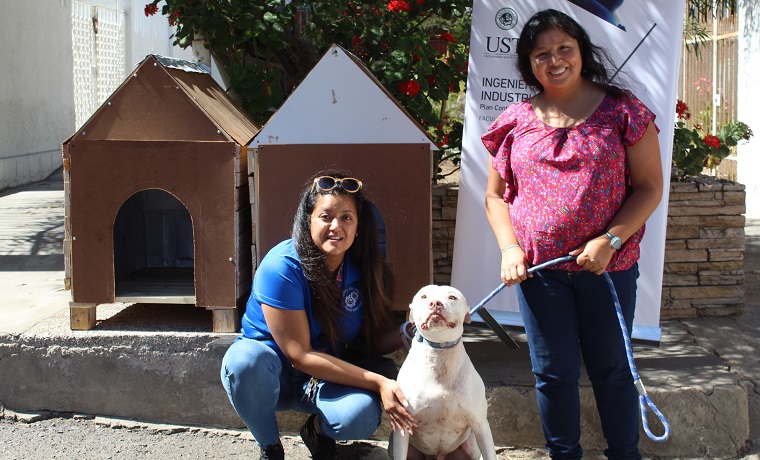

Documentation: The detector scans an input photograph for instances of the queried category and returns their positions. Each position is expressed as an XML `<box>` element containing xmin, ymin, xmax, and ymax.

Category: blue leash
<box><xmin>469</xmin><ymin>255</ymin><xmax>577</xmax><ymax>317</ymax></box>
<box><xmin>602</xmin><ymin>271</ymin><xmax>670</xmax><ymax>442</ymax></box>
<box><xmin>469</xmin><ymin>255</ymin><xmax>670</xmax><ymax>442</ymax></box>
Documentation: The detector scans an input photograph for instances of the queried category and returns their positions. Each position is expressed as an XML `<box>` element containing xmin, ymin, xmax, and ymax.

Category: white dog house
<box><xmin>249</xmin><ymin>44</ymin><xmax>436</xmax><ymax>310</ymax></box>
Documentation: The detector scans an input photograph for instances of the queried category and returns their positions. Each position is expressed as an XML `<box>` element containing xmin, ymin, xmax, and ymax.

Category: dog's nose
<box><xmin>430</xmin><ymin>300</ymin><xmax>444</xmax><ymax>310</ymax></box>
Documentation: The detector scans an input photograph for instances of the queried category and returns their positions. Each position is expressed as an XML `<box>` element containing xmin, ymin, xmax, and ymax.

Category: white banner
<box><xmin>453</xmin><ymin>0</ymin><xmax>686</xmax><ymax>343</ymax></box>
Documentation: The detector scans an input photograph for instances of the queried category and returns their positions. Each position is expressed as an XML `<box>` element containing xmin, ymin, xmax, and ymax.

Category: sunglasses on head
<box><xmin>311</xmin><ymin>176</ymin><xmax>363</xmax><ymax>194</ymax></box>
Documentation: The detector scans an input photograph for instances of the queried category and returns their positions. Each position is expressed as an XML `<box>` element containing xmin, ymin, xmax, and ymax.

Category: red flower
<box><xmin>427</xmin><ymin>75</ymin><xmax>435</xmax><ymax>86</ymax></box>
<box><xmin>436</xmin><ymin>133</ymin><xmax>450</xmax><ymax>147</ymax></box>
<box><xmin>347</xmin><ymin>3</ymin><xmax>363</xmax><ymax>15</ymax></box>
<box><xmin>417</xmin><ymin>0</ymin><xmax>424</xmax><ymax>4</ymax></box>
<box><xmin>439</xmin><ymin>31</ymin><xmax>456</xmax><ymax>43</ymax></box>
<box><xmin>399</xmin><ymin>79</ymin><xmax>420</xmax><ymax>97</ymax></box>
<box><xmin>352</xmin><ymin>36</ymin><xmax>362</xmax><ymax>47</ymax></box>
<box><xmin>703</xmin><ymin>134</ymin><xmax>720</xmax><ymax>149</ymax></box>
<box><xmin>675</xmin><ymin>99</ymin><xmax>691</xmax><ymax>120</ymax></box>
<box><xmin>144</xmin><ymin>3</ymin><xmax>158</xmax><ymax>16</ymax></box>
<box><xmin>387</xmin><ymin>0</ymin><xmax>411</xmax><ymax>12</ymax></box>
<box><xmin>168</xmin><ymin>8</ymin><xmax>180</xmax><ymax>26</ymax></box>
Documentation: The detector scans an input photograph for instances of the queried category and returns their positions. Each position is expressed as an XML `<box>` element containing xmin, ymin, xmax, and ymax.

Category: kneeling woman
<box><xmin>221</xmin><ymin>172</ymin><xmax>415</xmax><ymax>460</ymax></box>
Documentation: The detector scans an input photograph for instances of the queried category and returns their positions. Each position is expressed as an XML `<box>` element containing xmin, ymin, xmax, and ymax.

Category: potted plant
<box><xmin>671</xmin><ymin>99</ymin><xmax>753</xmax><ymax>180</ymax></box>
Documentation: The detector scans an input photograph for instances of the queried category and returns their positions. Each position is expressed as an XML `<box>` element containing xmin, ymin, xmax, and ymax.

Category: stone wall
<box><xmin>432</xmin><ymin>185</ymin><xmax>459</xmax><ymax>285</ymax></box>
<box><xmin>661</xmin><ymin>177</ymin><xmax>746</xmax><ymax>318</ymax></box>
<box><xmin>432</xmin><ymin>179</ymin><xmax>747</xmax><ymax>318</ymax></box>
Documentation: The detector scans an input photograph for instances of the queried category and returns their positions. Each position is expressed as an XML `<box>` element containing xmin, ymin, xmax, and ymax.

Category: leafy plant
<box><xmin>144</xmin><ymin>0</ymin><xmax>471</xmax><ymax>183</ymax></box>
<box><xmin>671</xmin><ymin>99</ymin><xmax>753</xmax><ymax>179</ymax></box>
<box><xmin>683</xmin><ymin>0</ymin><xmax>737</xmax><ymax>53</ymax></box>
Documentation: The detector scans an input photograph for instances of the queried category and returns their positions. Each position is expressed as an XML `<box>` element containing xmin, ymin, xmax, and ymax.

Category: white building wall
<box><xmin>0</xmin><ymin>0</ymin><xmax>191</xmax><ymax>192</ymax></box>
<box><xmin>125</xmin><ymin>0</ymin><xmax>192</xmax><ymax>71</ymax></box>
<box><xmin>737</xmin><ymin>0</ymin><xmax>760</xmax><ymax>216</ymax></box>
<box><xmin>0</xmin><ymin>0</ymin><xmax>74</xmax><ymax>190</ymax></box>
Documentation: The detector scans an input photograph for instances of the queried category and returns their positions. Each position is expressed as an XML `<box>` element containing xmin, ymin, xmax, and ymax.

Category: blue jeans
<box><xmin>220</xmin><ymin>337</ymin><xmax>383</xmax><ymax>448</ymax></box>
<box><xmin>517</xmin><ymin>265</ymin><xmax>641</xmax><ymax>460</ymax></box>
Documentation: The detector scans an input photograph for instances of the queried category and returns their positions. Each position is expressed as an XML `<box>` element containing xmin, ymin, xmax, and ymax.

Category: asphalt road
<box><xmin>0</xmin><ymin>411</ymin><xmax>553</xmax><ymax>460</ymax></box>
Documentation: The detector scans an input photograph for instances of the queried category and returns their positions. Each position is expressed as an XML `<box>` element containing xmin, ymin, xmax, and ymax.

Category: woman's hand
<box><xmin>571</xmin><ymin>236</ymin><xmax>615</xmax><ymax>275</ymax></box>
<box><xmin>500</xmin><ymin>246</ymin><xmax>530</xmax><ymax>286</ymax></box>
<box><xmin>379</xmin><ymin>378</ymin><xmax>416</xmax><ymax>435</ymax></box>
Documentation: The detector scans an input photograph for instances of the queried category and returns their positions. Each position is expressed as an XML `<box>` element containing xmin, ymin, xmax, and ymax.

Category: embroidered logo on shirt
<box><xmin>343</xmin><ymin>287</ymin><xmax>361</xmax><ymax>312</ymax></box>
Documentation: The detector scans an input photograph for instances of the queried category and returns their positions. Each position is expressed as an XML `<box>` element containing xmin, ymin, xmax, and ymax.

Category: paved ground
<box><xmin>0</xmin><ymin>175</ymin><xmax>68</xmax><ymax>334</ymax></box>
<box><xmin>1</xmin><ymin>171</ymin><xmax>759</xmax><ymax>459</ymax></box>
<box><xmin>0</xmin><ymin>412</ymin><xmax>559</xmax><ymax>460</ymax></box>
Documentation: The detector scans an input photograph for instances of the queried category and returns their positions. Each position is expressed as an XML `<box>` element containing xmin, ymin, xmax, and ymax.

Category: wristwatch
<box><xmin>605</xmin><ymin>231</ymin><xmax>623</xmax><ymax>250</ymax></box>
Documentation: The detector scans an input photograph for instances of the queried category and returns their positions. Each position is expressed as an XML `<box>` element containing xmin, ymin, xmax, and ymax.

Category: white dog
<box><xmin>390</xmin><ymin>285</ymin><xmax>497</xmax><ymax>460</ymax></box>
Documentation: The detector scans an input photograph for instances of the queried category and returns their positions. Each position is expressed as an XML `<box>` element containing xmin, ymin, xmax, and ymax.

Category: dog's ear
<box><xmin>464</xmin><ymin>312</ymin><xmax>472</xmax><ymax>324</ymax></box>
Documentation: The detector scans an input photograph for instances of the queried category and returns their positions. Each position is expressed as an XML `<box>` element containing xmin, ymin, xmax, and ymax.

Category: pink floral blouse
<box><xmin>481</xmin><ymin>91</ymin><xmax>656</xmax><ymax>271</ymax></box>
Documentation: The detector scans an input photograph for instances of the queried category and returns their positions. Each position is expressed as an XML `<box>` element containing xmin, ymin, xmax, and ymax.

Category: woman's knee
<box><xmin>529</xmin><ymin>345</ymin><xmax>581</xmax><ymax>384</ymax></box>
<box><xmin>221</xmin><ymin>339</ymin><xmax>281</xmax><ymax>392</ymax></box>
<box><xmin>319</xmin><ymin>390</ymin><xmax>382</xmax><ymax>440</ymax></box>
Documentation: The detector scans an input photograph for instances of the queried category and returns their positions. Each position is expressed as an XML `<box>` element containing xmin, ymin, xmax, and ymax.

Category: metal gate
<box><xmin>71</xmin><ymin>1</ymin><xmax>126</xmax><ymax>130</ymax></box>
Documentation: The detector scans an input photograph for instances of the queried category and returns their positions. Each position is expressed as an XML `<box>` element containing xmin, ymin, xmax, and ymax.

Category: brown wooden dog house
<box><xmin>62</xmin><ymin>55</ymin><xmax>260</xmax><ymax>332</ymax></box>
<box><xmin>249</xmin><ymin>45</ymin><xmax>435</xmax><ymax>310</ymax></box>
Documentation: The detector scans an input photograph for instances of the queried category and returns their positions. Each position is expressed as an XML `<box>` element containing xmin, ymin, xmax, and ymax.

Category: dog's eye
<box><xmin>420</xmin><ymin>294</ymin><xmax>427</xmax><ymax>299</ymax></box>
<box><xmin>448</xmin><ymin>295</ymin><xmax>457</xmax><ymax>300</ymax></box>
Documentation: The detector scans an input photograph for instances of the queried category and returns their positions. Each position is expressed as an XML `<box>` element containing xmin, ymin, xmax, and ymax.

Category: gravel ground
<box><xmin>0</xmin><ymin>411</ymin><xmax>553</xmax><ymax>460</ymax></box>
<box><xmin>3</xmin><ymin>408</ymin><xmax>760</xmax><ymax>460</ymax></box>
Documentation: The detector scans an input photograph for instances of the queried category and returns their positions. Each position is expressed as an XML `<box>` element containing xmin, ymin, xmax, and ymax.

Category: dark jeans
<box><xmin>517</xmin><ymin>265</ymin><xmax>641</xmax><ymax>460</ymax></box>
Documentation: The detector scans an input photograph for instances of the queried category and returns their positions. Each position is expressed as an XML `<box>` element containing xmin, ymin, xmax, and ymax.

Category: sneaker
<box><xmin>259</xmin><ymin>442</ymin><xmax>284</xmax><ymax>460</ymax></box>
<box><xmin>299</xmin><ymin>414</ymin><xmax>337</xmax><ymax>459</ymax></box>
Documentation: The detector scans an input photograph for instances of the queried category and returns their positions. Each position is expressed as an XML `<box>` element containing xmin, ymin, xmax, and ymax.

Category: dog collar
<box><xmin>414</xmin><ymin>331</ymin><xmax>461</xmax><ymax>349</ymax></box>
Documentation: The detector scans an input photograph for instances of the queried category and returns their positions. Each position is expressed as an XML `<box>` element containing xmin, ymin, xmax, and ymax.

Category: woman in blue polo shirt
<box><xmin>220</xmin><ymin>172</ymin><xmax>415</xmax><ymax>460</ymax></box>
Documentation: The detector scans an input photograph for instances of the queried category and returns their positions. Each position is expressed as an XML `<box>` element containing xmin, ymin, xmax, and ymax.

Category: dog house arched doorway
<box><xmin>113</xmin><ymin>189</ymin><xmax>195</xmax><ymax>303</ymax></box>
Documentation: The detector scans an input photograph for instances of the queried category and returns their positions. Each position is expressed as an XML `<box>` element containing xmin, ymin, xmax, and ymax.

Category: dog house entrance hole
<box><xmin>113</xmin><ymin>189</ymin><xmax>195</xmax><ymax>303</ymax></box>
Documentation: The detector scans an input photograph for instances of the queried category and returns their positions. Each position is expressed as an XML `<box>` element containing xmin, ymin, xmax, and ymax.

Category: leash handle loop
<box><xmin>640</xmin><ymin>393</ymin><xmax>671</xmax><ymax>442</ymax></box>
<box><xmin>603</xmin><ymin>272</ymin><xmax>670</xmax><ymax>442</ymax></box>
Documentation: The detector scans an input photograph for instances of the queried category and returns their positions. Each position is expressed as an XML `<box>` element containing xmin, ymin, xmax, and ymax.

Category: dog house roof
<box><xmin>252</xmin><ymin>44</ymin><xmax>437</xmax><ymax>149</ymax></box>
<box><xmin>64</xmin><ymin>54</ymin><xmax>260</xmax><ymax>146</ymax></box>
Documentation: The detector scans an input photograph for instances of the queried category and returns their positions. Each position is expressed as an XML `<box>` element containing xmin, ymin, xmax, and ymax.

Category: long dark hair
<box><xmin>291</xmin><ymin>171</ymin><xmax>395</xmax><ymax>351</ymax></box>
<box><xmin>516</xmin><ymin>9</ymin><xmax>623</xmax><ymax>96</ymax></box>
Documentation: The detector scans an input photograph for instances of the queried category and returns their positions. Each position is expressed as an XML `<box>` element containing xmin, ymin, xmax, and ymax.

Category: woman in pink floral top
<box><xmin>482</xmin><ymin>9</ymin><xmax>663</xmax><ymax>460</ymax></box>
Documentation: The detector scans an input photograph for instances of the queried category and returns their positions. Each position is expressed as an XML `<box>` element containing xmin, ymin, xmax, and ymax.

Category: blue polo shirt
<box><xmin>240</xmin><ymin>239</ymin><xmax>363</xmax><ymax>358</ymax></box>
